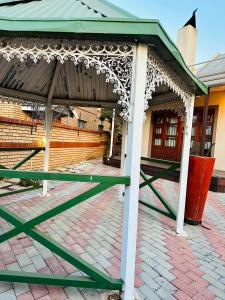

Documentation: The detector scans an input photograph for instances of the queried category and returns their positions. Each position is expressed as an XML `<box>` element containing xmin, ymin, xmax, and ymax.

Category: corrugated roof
<box><xmin>0</xmin><ymin>0</ymin><xmax>207</xmax><ymax>96</ymax></box>
<box><xmin>0</xmin><ymin>0</ymin><xmax>136</xmax><ymax>20</ymax></box>
<box><xmin>0</xmin><ymin>57</ymin><xmax>119</xmax><ymax>105</ymax></box>
<box><xmin>196</xmin><ymin>54</ymin><xmax>225</xmax><ymax>87</ymax></box>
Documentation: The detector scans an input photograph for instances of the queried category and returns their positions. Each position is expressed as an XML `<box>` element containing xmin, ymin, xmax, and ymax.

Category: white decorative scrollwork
<box><xmin>0</xmin><ymin>38</ymin><xmax>134</xmax><ymax>120</ymax></box>
<box><xmin>149</xmin><ymin>100</ymin><xmax>186</xmax><ymax>119</ymax></box>
<box><xmin>0</xmin><ymin>95</ymin><xmax>34</xmax><ymax>106</ymax></box>
<box><xmin>145</xmin><ymin>48</ymin><xmax>193</xmax><ymax>118</ymax></box>
<box><xmin>0</xmin><ymin>39</ymin><xmax>196</xmax><ymax>121</ymax></box>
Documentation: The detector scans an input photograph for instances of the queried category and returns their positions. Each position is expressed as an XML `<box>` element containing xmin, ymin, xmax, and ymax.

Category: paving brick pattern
<box><xmin>0</xmin><ymin>161</ymin><xmax>225</xmax><ymax>299</ymax></box>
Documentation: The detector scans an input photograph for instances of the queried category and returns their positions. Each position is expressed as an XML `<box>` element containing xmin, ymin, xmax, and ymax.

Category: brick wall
<box><xmin>0</xmin><ymin>102</ymin><xmax>31</xmax><ymax>121</ymax></box>
<box><xmin>0</xmin><ymin>116</ymin><xmax>109</xmax><ymax>170</ymax></box>
<box><xmin>0</xmin><ymin>102</ymin><xmax>111</xmax><ymax>132</ymax></box>
<box><xmin>61</xmin><ymin>107</ymin><xmax>111</xmax><ymax>131</ymax></box>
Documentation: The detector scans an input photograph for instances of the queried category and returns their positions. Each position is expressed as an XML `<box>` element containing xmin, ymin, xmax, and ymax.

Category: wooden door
<box><xmin>151</xmin><ymin>112</ymin><xmax>183</xmax><ymax>161</ymax></box>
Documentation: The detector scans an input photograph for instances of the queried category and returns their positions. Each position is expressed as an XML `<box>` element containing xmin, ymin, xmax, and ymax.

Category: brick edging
<box><xmin>0</xmin><ymin>116</ymin><xmax>110</xmax><ymax>135</ymax></box>
<box><xmin>0</xmin><ymin>142</ymin><xmax>41</xmax><ymax>148</ymax></box>
<box><xmin>50</xmin><ymin>141</ymin><xmax>107</xmax><ymax>148</ymax></box>
<box><xmin>0</xmin><ymin>116</ymin><xmax>39</xmax><ymax>126</ymax></box>
<box><xmin>52</xmin><ymin>122</ymin><xmax>109</xmax><ymax>134</ymax></box>
<box><xmin>0</xmin><ymin>141</ymin><xmax>108</xmax><ymax>149</ymax></box>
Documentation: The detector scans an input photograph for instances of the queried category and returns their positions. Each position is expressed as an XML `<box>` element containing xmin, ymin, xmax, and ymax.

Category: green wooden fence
<box><xmin>0</xmin><ymin>147</ymin><xmax>45</xmax><ymax>197</ymax></box>
<box><xmin>0</xmin><ymin>168</ymin><xmax>130</xmax><ymax>290</ymax></box>
<box><xmin>139</xmin><ymin>157</ymin><xmax>181</xmax><ymax>220</ymax></box>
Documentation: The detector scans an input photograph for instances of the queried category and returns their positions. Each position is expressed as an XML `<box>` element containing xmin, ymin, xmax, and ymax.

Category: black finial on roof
<box><xmin>183</xmin><ymin>9</ymin><xmax>198</xmax><ymax>28</ymax></box>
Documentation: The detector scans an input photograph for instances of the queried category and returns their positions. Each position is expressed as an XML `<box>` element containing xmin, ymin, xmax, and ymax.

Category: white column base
<box><xmin>42</xmin><ymin>180</ymin><xmax>48</xmax><ymax>197</ymax></box>
<box><xmin>42</xmin><ymin>181</ymin><xmax>50</xmax><ymax>197</ymax></box>
<box><xmin>120</xmin><ymin>289</ymin><xmax>140</xmax><ymax>300</ymax></box>
<box><xmin>176</xmin><ymin>228</ymin><xmax>188</xmax><ymax>237</ymax></box>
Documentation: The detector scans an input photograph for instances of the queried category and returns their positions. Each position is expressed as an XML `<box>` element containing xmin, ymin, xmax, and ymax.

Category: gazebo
<box><xmin>0</xmin><ymin>0</ymin><xmax>207</xmax><ymax>299</ymax></box>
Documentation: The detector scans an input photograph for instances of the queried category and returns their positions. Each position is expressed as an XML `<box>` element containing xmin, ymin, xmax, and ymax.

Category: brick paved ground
<box><xmin>0</xmin><ymin>161</ymin><xmax>225</xmax><ymax>300</ymax></box>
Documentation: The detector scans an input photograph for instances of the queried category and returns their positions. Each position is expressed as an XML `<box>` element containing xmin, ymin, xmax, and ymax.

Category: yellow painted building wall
<box><xmin>141</xmin><ymin>111</ymin><xmax>152</xmax><ymax>157</ymax></box>
<box><xmin>195</xmin><ymin>89</ymin><xmax>225</xmax><ymax>171</ymax></box>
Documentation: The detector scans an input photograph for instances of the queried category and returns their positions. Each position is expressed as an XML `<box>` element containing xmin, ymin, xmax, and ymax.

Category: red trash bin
<box><xmin>185</xmin><ymin>155</ymin><xmax>215</xmax><ymax>225</ymax></box>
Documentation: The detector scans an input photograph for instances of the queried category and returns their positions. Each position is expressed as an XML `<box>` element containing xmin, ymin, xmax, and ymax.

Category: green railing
<box><xmin>0</xmin><ymin>168</ymin><xmax>130</xmax><ymax>290</ymax></box>
<box><xmin>139</xmin><ymin>157</ymin><xmax>181</xmax><ymax>220</ymax></box>
<box><xmin>0</xmin><ymin>147</ymin><xmax>45</xmax><ymax>197</ymax></box>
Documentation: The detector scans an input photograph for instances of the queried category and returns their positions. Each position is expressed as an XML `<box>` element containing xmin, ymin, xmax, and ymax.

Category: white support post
<box><xmin>109</xmin><ymin>108</ymin><xmax>116</xmax><ymax>158</ymax></box>
<box><xmin>120</xmin><ymin>43</ymin><xmax>148</xmax><ymax>300</ymax></box>
<box><xmin>42</xmin><ymin>61</ymin><xmax>61</xmax><ymax>197</ymax></box>
<box><xmin>42</xmin><ymin>100</ymin><xmax>52</xmax><ymax>196</ymax></box>
<box><xmin>119</xmin><ymin>120</ymin><xmax>128</xmax><ymax>202</ymax></box>
<box><xmin>176</xmin><ymin>95</ymin><xmax>195</xmax><ymax>235</ymax></box>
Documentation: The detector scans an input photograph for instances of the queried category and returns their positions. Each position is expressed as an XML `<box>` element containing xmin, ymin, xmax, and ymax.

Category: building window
<box><xmin>191</xmin><ymin>108</ymin><xmax>215</xmax><ymax>156</ymax></box>
<box><xmin>98</xmin><ymin>124</ymin><xmax>104</xmax><ymax>131</ymax></box>
<box><xmin>78</xmin><ymin>119</ymin><xmax>87</xmax><ymax>128</ymax></box>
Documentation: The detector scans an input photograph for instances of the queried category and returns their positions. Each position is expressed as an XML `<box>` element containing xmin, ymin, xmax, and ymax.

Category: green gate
<box><xmin>139</xmin><ymin>157</ymin><xmax>181</xmax><ymax>220</ymax></box>
<box><xmin>0</xmin><ymin>168</ymin><xmax>130</xmax><ymax>290</ymax></box>
<box><xmin>0</xmin><ymin>147</ymin><xmax>45</xmax><ymax>198</ymax></box>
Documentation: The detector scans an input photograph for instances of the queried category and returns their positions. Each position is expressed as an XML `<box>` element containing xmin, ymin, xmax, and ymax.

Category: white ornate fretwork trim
<box><xmin>149</xmin><ymin>100</ymin><xmax>186</xmax><ymax>120</ymax></box>
<box><xmin>0</xmin><ymin>38</ymin><xmax>134</xmax><ymax>120</ymax></box>
<box><xmin>145</xmin><ymin>48</ymin><xmax>193</xmax><ymax>118</ymax></box>
<box><xmin>0</xmin><ymin>38</ymin><xmax>195</xmax><ymax>121</ymax></box>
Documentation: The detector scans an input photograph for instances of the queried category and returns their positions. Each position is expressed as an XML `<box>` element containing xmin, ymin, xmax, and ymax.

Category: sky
<box><xmin>110</xmin><ymin>0</ymin><xmax>225</xmax><ymax>65</ymax></box>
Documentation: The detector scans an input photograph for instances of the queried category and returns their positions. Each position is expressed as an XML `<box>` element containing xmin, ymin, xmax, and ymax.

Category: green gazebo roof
<box><xmin>0</xmin><ymin>0</ymin><xmax>207</xmax><ymax>95</ymax></box>
<box><xmin>0</xmin><ymin>0</ymin><xmax>136</xmax><ymax>19</ymax></box>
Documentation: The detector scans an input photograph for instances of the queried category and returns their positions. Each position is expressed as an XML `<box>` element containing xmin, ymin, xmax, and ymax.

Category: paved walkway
<box><xmin>0</xmin><ymin>161</ymin><xmax>225</xmax><ymax>300</ymax></box>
